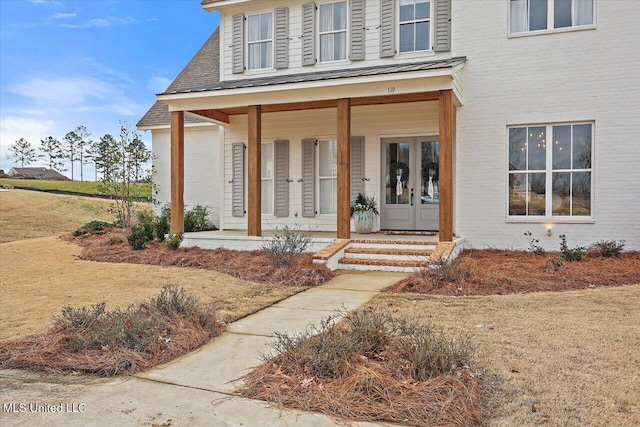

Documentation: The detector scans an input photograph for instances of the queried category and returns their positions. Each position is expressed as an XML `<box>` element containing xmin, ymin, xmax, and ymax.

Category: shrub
<box><xmin>127</xmin><ymin>225</ymin><xmax>150</xmax><ymax>250</ymax></box>
<box><xmin>165</xmin><ymin>232</ymin><xmax>183</xmax><ymax>251</ymax></box>
<box><xmin>524</xmin><ymin>231</ymin><xmax>545</xmax><ymax>255</ymax></box>
<box><xmin>73</xmin><ymin>220</ymin><xmax>113</xmax><ymax>237</ymax></box>
<box><xmin>150</xmin><ymin>285</ymin><xmax>198</xmax><ymax>316</ymax></box>
<box><xmin>56</xmin><ymin>302</ymin><xmax>106</xmax><ymax>332</ymax></box>
<box><xmin>184</xmin><ymin>204</ymin><xmax>212</xmax><ymax>232</ymax></box>
<box><xmin>559</xmin><ymin>234</ymin><xmax>586</xmax><ymax>262</ymax></box>
<box><xmin>589</xmin><ymin>240</ymin><xmax>626</xmax><ymax>258</ymax></box>
<box><xmin>413</xmin><ymin>256</ymin><xmax>471</xmax><ymax>290</ymax></box>
<box><xmin>153</xmin><ymin>205</ymin><xmax>171</xmax><ymax>241</ymax></box>
<box><xmin>136</xmin><ymin>210</ymin><xmax>155</xmax><ymax>241</ymax></box>
<box><xmin>261</xmin><ymin>224</ymin><xmax>313</xmax><ymax>268</ymax></box>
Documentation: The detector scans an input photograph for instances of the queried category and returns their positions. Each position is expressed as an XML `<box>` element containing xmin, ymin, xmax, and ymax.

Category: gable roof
<box><xmin>137</xmin><ymin>28</ymin><xmax>220</xmax><ymax>129</ymax></box>
<box><xmin>8</xmin><ymin>167</ymin><xmax>69</xmax><ymax>180</ymax></box>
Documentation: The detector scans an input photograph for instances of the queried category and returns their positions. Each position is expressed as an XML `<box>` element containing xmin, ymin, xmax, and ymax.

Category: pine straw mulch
<box><xmin>66</xmin><ymin>228</ymin><xmax>334</xmax><ymax>288</ymax></box>
<box><xmin>0</xmin><ymin>289</ymin><xmax>226</xmax><ymax>377</ymax></box>
<box><xmin>387</xmin><ymin>249</ymin><xmax>640</xmax><ymax>296</ymax></box>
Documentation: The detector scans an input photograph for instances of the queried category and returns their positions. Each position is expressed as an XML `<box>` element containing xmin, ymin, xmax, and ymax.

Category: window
<box><xmin>399</xmin><ymin>0</ymin><xmax>432</xmax><ymax>53</ymax></box>
<box><xmin>248</xmin><ymin>12</ymin><xmax>273</xmax><ymax>70</ymax></box>
<box><xmin>319</xmin><ymin>1</ymin><xmax>347</xmax><ymax>62</ymax></box>
<box><xmin>318</xmin><ymin>140</ymin><xmax>338</xmax><ymax>214</ymax></box>
<box><xmin>261</xmin><ymin>143</ymin><xmax>273</xmax><ymax>214</ymax></box>
<box><xmin>508</xmin><ymin>123</ymin><xmax>593</xmax><ymax>218</ymax></box>
<box><xmin>510</xmin><ymin>0</ymin><xmax>594</xmax><ymax>34</ymax></box>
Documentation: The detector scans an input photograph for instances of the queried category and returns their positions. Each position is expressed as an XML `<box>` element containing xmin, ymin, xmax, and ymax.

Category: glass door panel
<box><xmin>385</xmin><ymin>142</ymin><xmax>411</xmax><ymax>205</ymax></box>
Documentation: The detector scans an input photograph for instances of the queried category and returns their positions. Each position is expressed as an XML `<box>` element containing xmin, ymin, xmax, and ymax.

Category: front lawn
<box><xmin>0</xmin><ymin>178</ymin><xmax>151</xmax><ymax>199</ymax></box>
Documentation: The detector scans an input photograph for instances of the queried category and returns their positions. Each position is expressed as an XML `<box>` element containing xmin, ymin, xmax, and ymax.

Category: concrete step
<box><xmin>338</xmin><ymin>257</ymin><xmax>432</xmax><ymax>273</ymax></box>
<box><xmin>344</xmin><ymin>247</ymin><xmax>433</xmax><ymax>257</ymax></box>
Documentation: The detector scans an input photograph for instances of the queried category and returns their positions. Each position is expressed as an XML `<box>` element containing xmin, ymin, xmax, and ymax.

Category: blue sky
<box><xmin>0</xmin><ymin>0</ymin><xmax>220</xmax><ymax>177</ymax></box>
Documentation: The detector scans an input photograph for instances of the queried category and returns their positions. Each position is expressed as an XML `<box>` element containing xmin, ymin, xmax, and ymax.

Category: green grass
<box><xmin>0</xmin><ymin>178</ymin><xmax>151</xmax><ymax>199</ymax></box>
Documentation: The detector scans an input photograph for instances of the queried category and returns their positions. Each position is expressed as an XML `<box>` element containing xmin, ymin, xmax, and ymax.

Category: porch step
<box><xmin>334</xmin><ymin>240</ymin><xmax>439</xmax><ymax>272</ymax></box>
<box><xmin>338</xmin><ymin>257</ymin><xmax>431</xmax><ymax>273</ymax></box>
<box><xmin>343</xmin><ymin>247</ymin><xmax>432</xmax><ymax>262</ymax></box>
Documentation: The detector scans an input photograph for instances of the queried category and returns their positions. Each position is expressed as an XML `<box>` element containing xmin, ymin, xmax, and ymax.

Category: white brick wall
<box><xmin>152</xmin><ymin>125</ymin><xmax>221</xmax><ymax>227</ymax></box>
<box><xmin>453</xmin><ymin>0</ymin><xmax>640</xmax><ymax>250</ymax></box>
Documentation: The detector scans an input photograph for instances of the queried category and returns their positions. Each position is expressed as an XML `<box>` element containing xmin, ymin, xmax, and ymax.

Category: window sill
<box><xmin>316</xmin><ymin>59</ymin><xmax>351</xmax><ymax>67</ymax></box>
<box><xmin>508</xmin><ymin>24</ymin><xmax>596</xmax><ymax>38</ymax></box>
<box><xmin>506</xmin><ymin>217</ymin><xmax>595</xmax><ymax>224</ymax></box>
<box><xmin>396</xmin><ymin>50</ymin><xmax>435</xmax><ymax>59</ymax></box>
<box><xmin>244</xmin><ymin>67</ymin><xmax>275</xmax><ymax>76</ymax></box>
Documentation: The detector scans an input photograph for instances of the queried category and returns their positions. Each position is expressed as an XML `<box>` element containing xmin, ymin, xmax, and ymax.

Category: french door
<box><xmin>380</xmin><ymin>137</ymin><xmax>440</xmax><ymax>230</ymax></box>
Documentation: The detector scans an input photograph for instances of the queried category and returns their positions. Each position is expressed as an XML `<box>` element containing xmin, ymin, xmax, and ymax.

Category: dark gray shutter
<box><xmin>301</xmin><ymin>139</ymin><xmax>316</xmax><ymax>217</ymax></box>
<box><xmin>302</xmin><ymin>2</ymin><xmax>316</xmax><ymax>66</ymax></box>
<box><xmin>231</xmin><ymin>143</ymin><xmax>245</xmax><ymax>217</ymax></box>
<box><xmin>274</xmin><ymin>140</ymin><xmax>289</xmax><ymax>217</ymax></box>
<box><xmin>434</xmin><ymin>0</ymin><xmax>451</xmax><ymax>52</ymax></box>
<box><xmin>232</xmin><ymin>14</ymin><xmax>245</xmax><ymax>74</ymax></box>
<box><xmin>379</xmin><ymin>0</ymin><xmax>395</xmax><ymax>58</ymax></box>
<box><xmin>350</xmin><ymin>0</ymin><xmax>365</xmax><ymax>61</ymax></box>
<box><xmin>274</xmin><ymin>8</ymin><xmax>289</xmax><ymax>69</ymax></box>
<box><xmin>350</xmin><ymin>136</ymin><xmax>365</xmax><ymax>202</ymax></box>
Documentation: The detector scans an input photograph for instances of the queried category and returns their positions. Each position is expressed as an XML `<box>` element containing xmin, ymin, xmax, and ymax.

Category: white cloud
<box><xmin>50</xmin><ymin>13</ymin><xmax>76</xmax><ymax>19</ymax></box>
<box><xmin>0</xmin><ymin>116</ymin><xmax>57</xmax><ymax>170</ymax></box>
<box><xmin>89</xmin><ymin>18</ymin><xmax>109</xmax><ymax>27</ymax></box>
<box><xmin>147</xmin><ymin>76</ymin><xmax>172</xmax><ymax>93</ymax></box>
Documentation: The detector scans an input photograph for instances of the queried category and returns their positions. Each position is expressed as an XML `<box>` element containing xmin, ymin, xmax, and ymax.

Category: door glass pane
<box><xmin>552</xmin><ymin>125</ymin><xmax>571</xmax><ymax>169</ymax></box>
<box><xmin>552</xmin><ymin>172</ymin><xmax>571</xmax><ymax>215</ymax></box>
<box><xmin>421</xmin><ymin>141</ymin><xmax>439</xmax><ymax>204</ymax></box>
<box><xmin>572</xmin><ymin>124</ymin><xmax>591</xmax><ymax>168</ymax></box>
<box><xmin>530</xmin><ymin>0</ymin><xmax>548</xmax><ymax>31</ymax></box>
<box><xmin>528</xmin><ymin>126</ymin><xmax>546</xmax><ymax>170</ymax></box>
<box><xmin>572</xmin><ymin>171</ymin><xmax>591</xmax><ymax>215</ymax></box>
<box><xmin>554</xmin><ymin>0</ymin><xmax>573</xmax><ymax>28</ymax></box>
<box><xmin>528</xmin><ymin>172</ymin><xmax>546</xmax><ymax>215</ymax></box>
<box><xmin>385</xmin><ymin>142</ymin><xmax>410</xmax><ymax>205</ymax></box>
<box><xmin>509</xmin><ymin>172</ymin><xmax>527</xmax><ymax>215</ymax></box>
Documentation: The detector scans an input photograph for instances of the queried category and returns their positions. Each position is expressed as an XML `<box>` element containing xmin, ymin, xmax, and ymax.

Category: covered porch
<box><xmin>160</xmin><ymin>58</ymin><xmax>465</xmax><ymax>244</ymax></box>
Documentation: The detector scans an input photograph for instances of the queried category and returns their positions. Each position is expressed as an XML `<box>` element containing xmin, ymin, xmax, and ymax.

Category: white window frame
<box><xmin>317</xmin><ymin>139</ymin><xmax>338</xmax><ymax>215</ymax></box>
<box><xmin>247</xmin><ymin>11</ymin><xmax>274</xmax><ymax>71</ymax></box>
<box><xmin>508</xmin><ymin>0</ymin><xmax>596</xmax><ymax>37</ymax></box>
<box><xmin>398</xmin><ymin>0</ymin><xmax>434</xmax><ymax>54</ymax></box>
<box><xmin>317</xmin><ymin>0</ymin><xmax>349</xmax><ymax>63</ymax></box>
<box><xmin>506</xmin><ymin>121</ymin><xmax>594</xmax><ymax>222</ymax></box>
<box><xmin>261</xmin><ymin>142</ymin><xmax>274</xmax><ymax>215</ymax></box>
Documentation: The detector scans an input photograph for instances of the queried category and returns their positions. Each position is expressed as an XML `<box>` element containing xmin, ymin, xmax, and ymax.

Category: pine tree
<box><xmin>63</xmin><ymin>130</ymin><xmax>80</xmax><ymax>180</ymax></box>
<box><xmin>8</xmin><ymin>138</ymin><xmax>37</xmax><ymax>168</ymax></box>
<box><xmin>39</xmin><ymin>136</ymin><xmax>65</xmax><ymax>171</ymax></box>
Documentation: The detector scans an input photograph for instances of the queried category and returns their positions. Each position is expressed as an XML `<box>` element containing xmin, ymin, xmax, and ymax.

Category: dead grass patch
<box><xmin>239</xmin><ymin>308</ymin><xmax>484</xmax><ymax>426</ymax></box>
<box><xmin>0</xmin><ymin>287</ymin><xmax>225</xmax><ymax>376</ymax></box>
<box><xmin>372</xmin><ymin>285</ymin><xmax>640</xmax><ymax>426</ymax></box>
<box><xmin>389</xmin><ymin>249</ymin><xmax>640</xmax><ymax>295</ymax></box>
<box><xmin>71</xmin><ymin>228</ymin><xmax>334</xmax><ymax>288</ymax></box>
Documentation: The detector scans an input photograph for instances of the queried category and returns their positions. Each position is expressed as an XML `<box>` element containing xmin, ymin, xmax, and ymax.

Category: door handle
<box><xmin>410</xmin><ymin>188</ymin><xmax>414</xmax><ymax>206</ymax></box>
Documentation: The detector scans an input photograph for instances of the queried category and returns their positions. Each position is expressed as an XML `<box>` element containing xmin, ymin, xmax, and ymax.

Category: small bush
<box><xmin>413</xmin><ymin>257</ymin><xmax>471</xmax><ymax>290</ymax></box>
<box><xmin>165</xmin><ymin>232</ymin><xmax>183</xmax><ymax>251</ymax></box>
<box><xmin>73</xmin><ymin>220</ymin><xmax>113</xmax><ymax>237</ymax></box>
<box><xmin>590</xmin><ymin>240</ymin><xmax>626</xmax><ymax>258</ymax></box>
<box><xmin>261</xmin><ymin>225</ymin><xmax>313</xmax><ymax>268</ymax></box>
<box><xmin>150</xmin><ymin>285</ymin><xmax>198</xmax><ymax>316</ymax></box>
<box><xmin>106</xmin><ymin>236</ymin><xmax>123</xmax><ymax>245</ymax></box>
<box><xmin>550</xmin><ymin>256</ymin><xmax>564</xmax><ymax>272</ymax></box>
<box><xmin>127</xmin><ymin>225</ymin><xmax>150</xmax><ymax>250</ymax></box>
<box><xmin>524</xmin><ymin>231</ymin><xmax>545</xmax><ymax>255</ymax></box>
<box><xmin>153</xmin><ymin>205</ymin><xmax>171</xmax><ymax>241</ymax></box>
<box><xmin>184</xmin><ymin>204</ymin><xmax>212</xmax><ymax>232</ymax></box>
<box><xmin>56</xmin><ymin>302</ymin><xmax>106</xmax><ymax>332</ymax></box>
<box><xmin>136</xmin><ymin>210</ymin><xmax>155</xmax><ymax>241</ymax></box>
<box><xmin>559</xmin><ymin>234</ymin><xmax>586</xmax><ymax>262</ymax></box>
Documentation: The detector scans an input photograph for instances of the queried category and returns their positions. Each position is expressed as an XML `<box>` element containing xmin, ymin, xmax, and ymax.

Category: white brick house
<box><xmin>138</xmin><ymin>0</ymin><xmax>640</xmax><ymax>250</ymax></box>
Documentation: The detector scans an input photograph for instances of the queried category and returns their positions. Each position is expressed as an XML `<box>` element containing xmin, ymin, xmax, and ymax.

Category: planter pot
<box><xmin>353</xmin><ymin>210</ymin><xmax>374</xmax><ymax>234</ymax></box>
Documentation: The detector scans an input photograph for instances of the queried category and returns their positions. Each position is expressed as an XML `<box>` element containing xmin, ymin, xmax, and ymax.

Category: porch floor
<box><xmin>186</xmin><ymin>229</ymin><xmax>440</xmax><ymax>242</ymax></box>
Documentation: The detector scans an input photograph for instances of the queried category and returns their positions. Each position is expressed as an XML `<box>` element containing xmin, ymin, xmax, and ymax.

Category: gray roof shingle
<box><xmin>137</xmin><ymin>28</ymin><xmax>220</xmax><ymax>129</ymax></box>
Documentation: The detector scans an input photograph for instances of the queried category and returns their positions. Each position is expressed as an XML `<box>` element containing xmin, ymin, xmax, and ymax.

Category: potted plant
<box><xmin>351</xmin><ymin>193</ymin><xmax>379</xmax><ymax>234</ymax></box>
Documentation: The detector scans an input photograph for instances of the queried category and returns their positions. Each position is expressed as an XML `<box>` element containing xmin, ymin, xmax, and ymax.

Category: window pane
<box><xmin>400</xmin><ymin>0</ymin><xmax>414</xmax><ymax>22</ymax></box>
<box><xmin>262</xmin><ymin>144</ymin><xmax>273</xmax><ymax>179</ymax></box>
<box><xmin>248</xmin><ymin>44</ymin><xmax>260</xmax><ymax>70</ymax></box>
<box><xmin>261</xmin><ymin>13</ymin><xmax>272</xmax><ymax>40</ymax></box>
<box><xmin>248</xmin><ymin>15</ymin><xmax>259</xmax><ymax>42</ymax></box>
<box><xmin>334</xmin><ymin>31</ymin><xmax>346</xmax><ymax>60</ymax></box>
<box><xmin>572</xmin><ymin>171</ymin><xmax>591</xmax><ymax>215</ymax></box>
<box><xmin>320</xmin><ymin>178</ymin><xmax>337</xmax><ymax>214</ymax></box>
<box><xmin>528</xmin><ymin>126</ymin><xmax>546</xmax><ymax>170</ymax></box>
<box><xmin>415</xmin><ymin>21</ymin><xmax>430</xmax><ymax>51</ymax></box>
<box><xmin>510</xmin><ymin>0</ymin><xmax>527</xmax><ymax>33</ymax></box>
<box><xmin>319</xmin><ymin>141</ymin><xmax>337</xmax><ymax>177</ymax></box>
<box><xmin>528</xmin><ymin>173</ymin><xmax>546</xmax><ymax>215</ymax></box>
<box><xmin>416</xmin><ymin>0</ymin><xmax>431</xmax><ymax>20</ymax></box>
<box><xmin>334</xmin><ymin>1</ymin><xmax>347</xmax><ymax>30</ymax></box>
<box><xmin>509</xmin><ymin>128</ymin><xmax>527</xmax><ymax>170</ymax></box>
<box><xmin>509</xmin><ymin>173</ymin><xmax>527</xmax><ymax>215</ymax></box>
<box><xmin>261</xmin><ymin>180</ymin><xmax>273</xmax><ymax>214</ymax></box>
<box><xmin>320</xmin><ymin>34</ymin><xmax>333</xmax><ymax>62</ymax></box>
<box><xmin>319</xmin><ymin>4</ymin><xmax>332</xmax><ymax>32</ymax></box>
<box><xmin>399</xmin><ymin>23</ymin><xmax>414</xmax><ymax>52</ymax></box>
<box><xmin>572</xmin><ymin>124</ymin><xmax>591</xmax><ymax>168</ymax></box>
<box><xmin>575</xmin><ymin>0</ymin><xmax>593</xmax><ymax>25</ymax></box>
<box><xmin>530</xmin><ymin>0</ymin><xmax>548</xmax><ymax>31</ymax></box>
<box><xmin>554</xmin><ymin>0</ymin><xmax>573</xmax><ymax>28</ymax></box>
<box><xmin>552</xmin><ymin>125</ymin><xmax>571</xmax><ymax>169</ymax></box>
<box><xmin>261</xmin><ymin>42</ymin><xmax>272</xmax><ymax>68</ymax></box>
<box><xmin>552</xmin><ymin>172</ymin><xmax>571</xmax><ymax>215</ymax></box>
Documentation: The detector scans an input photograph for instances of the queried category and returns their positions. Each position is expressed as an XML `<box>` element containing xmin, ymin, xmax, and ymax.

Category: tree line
<box><xmin>7</xmin><ymin>124</ymin><xmax>150</xmax><ymax>182</ymax></box>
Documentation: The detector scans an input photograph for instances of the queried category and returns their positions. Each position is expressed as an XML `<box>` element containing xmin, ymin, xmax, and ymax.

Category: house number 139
<box><xmin>388</xmin><ymin>87</ymin><xmax>396</xmax><ymax>93</ymax></box>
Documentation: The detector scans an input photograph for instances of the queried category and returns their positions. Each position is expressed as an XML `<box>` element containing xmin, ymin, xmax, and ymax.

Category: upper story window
<box><xmin>399</xmin><ymin>0</ymin><xmax>432</xmax><ymax>53</ymax></box>
<box><xmin>510</xmin><ymin>0</ymin><xmax>594</xmax><ymax>34</ymax></box>
<box><xmin>319</xmin><ymin>1</ymin><xmax>347</xmax><ymax>62</ymax></box>
<box><xmin>247</xmin><ymin>12</ymin><xmax>273</xmax><ymax>70</ymax></box>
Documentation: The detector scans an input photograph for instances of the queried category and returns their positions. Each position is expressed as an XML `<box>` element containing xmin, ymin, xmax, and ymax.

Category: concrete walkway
<box><xmin>0</xmin><ymin>271</ymin><xmax>404</xmax><ymax>427</ymax></box>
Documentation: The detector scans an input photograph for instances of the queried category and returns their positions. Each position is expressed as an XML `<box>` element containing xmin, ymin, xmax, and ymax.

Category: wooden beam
<box><xmin>170</xmin><ymin>111</ymin><xmax>185</xmax><ymax>233</ymax></box>
<box><xmin>337</xmin><ymin>98</ymin><xmax>351</xmax><ymax>239</ymax></box>
<box><xmin>438</xmin><ymin>90</ymin><xmax>454</xmax><ymax>242</ymax></box>
<box><xmin>247</xmin><ymin>105</ymin><xmax>262</xmax><ymax>236</ymax></box>
<box><xmin>189</xmin><ymin>109</ymin><xmax>230</xmax><ymax>124</ymax></box>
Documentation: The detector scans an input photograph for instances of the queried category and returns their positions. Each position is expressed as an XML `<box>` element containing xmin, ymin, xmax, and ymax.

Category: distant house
<box><xmin>0</xmin><ymin>170</ymin><xmax>7</xmax><ymax>178</ymax></box>
<box><xmin>7</xmin><ymin>167</ymin><xmax>69</xmax><ymax>181</ymax></box>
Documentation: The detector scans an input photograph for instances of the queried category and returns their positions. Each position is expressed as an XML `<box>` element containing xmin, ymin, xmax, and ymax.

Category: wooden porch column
<box><xmin>337</xmin><ymin>98</ymin><xmax>351</xmax><ymax>239</ymax></box>
<box><xmin>247</xmin><ymin>105</ymin><xmax>262</xmax><ymax>236</ymax></box>
<box><xmin>170</xmin><ymin>111</ymin><xmax>185</xmax><ymax>233</ymax></box>
<box><xmin>438</xmin><ymin>90</ymin><xmax>454</xmax><ymax>242</ymax></box>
